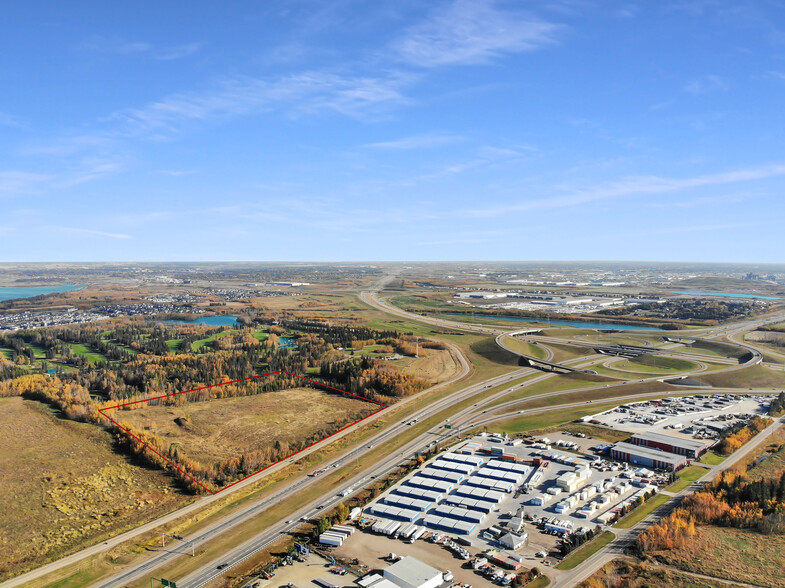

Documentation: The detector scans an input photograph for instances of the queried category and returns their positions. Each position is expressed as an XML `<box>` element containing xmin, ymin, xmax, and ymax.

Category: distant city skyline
<box><xmin>1</xmin><ymin>1</ymin><xmax>783</xmax><ymax>262</ymax></box>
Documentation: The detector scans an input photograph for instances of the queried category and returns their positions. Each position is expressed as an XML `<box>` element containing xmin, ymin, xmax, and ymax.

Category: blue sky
<box><xmin>1</xmin><ymin>0</ymin><xmax>784</xmax><ymax>262</ymax></box>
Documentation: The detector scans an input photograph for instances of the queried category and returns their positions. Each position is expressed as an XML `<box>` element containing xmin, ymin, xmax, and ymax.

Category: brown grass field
<box><xmin>115</xmin><ymin>387</ymin><xmax>377</xmax><ymax>464</ymax></box>
<box><xmin>0</xmin><ymin>397</ymin><xmax>191</xmax><ymax>580</ymax></box>
<box><xmin>579</xmin><ymin>559</ymin><xmax>733</xmax><ymax>588</ymax></box>
<box><xmin>655</xmin><ymin>524</ymin><xmax>785</xmax><ymax>587</ymax></box>
<box><xmin>730</xmin><ymin>426</ymin><xmax>785</xmax><ymax>481</ymax></box>
<box><xmin>391</xmin><ymin>347</ymin><xmax>460</xmax><ymax>383</ymax></box>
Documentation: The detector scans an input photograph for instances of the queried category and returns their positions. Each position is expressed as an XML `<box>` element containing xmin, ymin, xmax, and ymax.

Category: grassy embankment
<box><xmin>499</xmin><ymin>336</ymin><xmax>549</xmax><ymax>360</ymax></box>
<box><xmin>665</xmin><ymin>465</ymin><xmax>709</xmax><ymax>492</ymax></box>
<box><xmin>614</xmin><ymin>494</ymin><xmax>671</xmax><ymax>529</ymax></box>
<box><xmin>694</xmin><ymin>364</ymin><xmax>784</xmax><ymax>388</ymax></box>
<box><xmin>555</xmin><ymin>531</ymin><xmax>616</xmax><ymax>570</ymax></box>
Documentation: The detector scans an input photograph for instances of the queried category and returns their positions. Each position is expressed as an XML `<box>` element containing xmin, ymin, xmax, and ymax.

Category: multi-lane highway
<box><xmin>4</xmin><ymin>283</ymin><xmax>783</xmax><ymax>588</ymax></box>
<box><xmin>168</xmin><ymin>291</ymin><xmax>784</xmax><ymax>588</ymax></box>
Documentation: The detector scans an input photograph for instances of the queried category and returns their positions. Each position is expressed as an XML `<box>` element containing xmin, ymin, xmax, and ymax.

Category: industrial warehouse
<box><xmin>629</xmin><ymin>431</ymin><xmax>710</xmax><ymax>458</ymax></box>
<box><xmin>609</xmin><ymin>441</ymin><xmax>688</xmax><ymax>471</ymax></box>
<box><xmin>312</xmin><ymin>393</ymin><xmax>776</xmax><ymax>585</ymax></box>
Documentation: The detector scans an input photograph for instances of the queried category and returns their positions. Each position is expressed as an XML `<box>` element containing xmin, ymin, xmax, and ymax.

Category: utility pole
<box><xmin>415</xmin><ymin>336</ymin><xmax>419</xmax><ymax>358</ymax></box>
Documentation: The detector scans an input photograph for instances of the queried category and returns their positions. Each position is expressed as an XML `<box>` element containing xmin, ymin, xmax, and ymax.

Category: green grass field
<box><xmin>29</xmin><ymin>344</ymin><xmax>47</xmax><ymax>359</ymax></box>
<box><xmin>614</xmin><ymin>355</ymin><xmax>699</xmax><ymax>374</ymax></box>
<box><xmin>486</xmin><ymin>399</ymin><xmax>627</xmax><ymax>435</ymax></box>
<box><xmin>0</xmin><ymin>346</ymin><xmax>13</xmax><ymax>360</ymax></box>
<box><xmin>192</xmin><ymin>329</ymin><xmax>239</xmax><ymax>351</ymax></box>
<box><xmin>665</xmin><ymin>465</ymin><xmax>709</xmax><ymax>492</ymax></box>
<box><xmin>69</xmin><ymin>344</ymin><xmax>107</xmax><ymax>364</ymax></box>
<box><xmin>556</xmin><ymin>531</ymin><xmax>615</xmax><ymax>570</ymax></box>
<box><xmin>615</xmin><ymin>494</ymin><xmax>670</xmax><ymax>529</ymax></box>
<box><xmin>544</xmin><ymin>423</ymin><xmax>631</xmax><ymax>442</ymax></box>
<box><xmin>165</xmin><ymin>338</ymin><xmax>183</xmax><ymax>352</ymax></box>
<box><xmin>699</xmin><ymin>451</ymin><xmax>728</xmax><ymax>465</ymax></box>
<box><xmin>527</xmin><ymin>576</ymin><xmax>550</xmax><ymax>588</ymax></box>
<box><xmin>488</xmin><ymin>371</ymin><xmax>613</xmax><ymax>407</ymax></box>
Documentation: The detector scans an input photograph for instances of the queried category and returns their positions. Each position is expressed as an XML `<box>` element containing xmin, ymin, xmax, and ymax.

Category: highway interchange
<box><xmin>3</xmin><ymin>281</ymin><xmax>784</xmax><ymax>588</ymax></box>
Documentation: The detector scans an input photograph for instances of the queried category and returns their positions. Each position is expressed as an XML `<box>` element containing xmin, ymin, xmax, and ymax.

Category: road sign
<box><xmin>152</xmin><ymin>578</ymin><xmax>177</xmax><ymax>588</ymax></box>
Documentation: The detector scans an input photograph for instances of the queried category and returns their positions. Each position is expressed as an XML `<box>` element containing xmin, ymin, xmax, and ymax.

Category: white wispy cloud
<box><xmin>155</xmin><ymin>43</ymin><xmax>203</xmax><ymax>61</ymax></box>
<box><xmin>156</xmin><ymin>169</ymin><xmax>197</xmax><ymax>176</ymax></box>
<box><xmin>460</xmin><ymin>163</ymin><xmax>785</xmax><ymax>217</ymax></box>
<box><xmin>21</xmin><ymin>134</ymin><xmax>112</xmax><ymax>157</ymax></box>
<box><xmin>57</xmin><ymin>158</ymin><xmax>126</xmax><ymax>188</ymax></box>
<box><xmin>0</xmin><ymin>171</ymin><xmax>51</xmax><ymax>194</ymax></box>
<box><xmin>394</xmin><ymin>0</ymin><xmax>561</xmax><ymax>67</ymax></box>
<box><xmin>0</xmin><ymin>112</ymin><xmax>27</xmax><ymax>130</ymax></box>
<box><xmin>684</xmin><ymin>74</ymin><xmax>728</xmax><ymax>94</ymax></box>
<box><xmin>83</xmin><ymin>36</ymin><xmax>202</xmax><ymax>60</ymax></box>
<box><xmin>364</xmin><ymin>133</ymin><xmax>464</xmax><ymax>150</ymax></box>
<box><xmin>58</xmin><ymin>227</ymin><xmax>131</xmax><ymax>239</ymax></box>
<box><xmin>84</xmin><ymin>36</ymin><xmax>152</xmax><ymax>55</ymax></box>
<box><xmin>114</xmin><ymin>71</ymin><xmax>414</xmax><ymax>131</ymax></box>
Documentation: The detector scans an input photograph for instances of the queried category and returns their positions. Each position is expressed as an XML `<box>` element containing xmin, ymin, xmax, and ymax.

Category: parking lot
<box><xmin>586</xmin><ymin>393</ymin><xmax>775</xmax><ymax>440</ymax></box>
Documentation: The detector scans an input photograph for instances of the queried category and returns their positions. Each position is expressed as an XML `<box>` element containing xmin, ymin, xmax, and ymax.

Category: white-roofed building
<box><xmin>383</xmin><ymin>556</ymin><xmax>443</xmax><ymax>588</ymax></box>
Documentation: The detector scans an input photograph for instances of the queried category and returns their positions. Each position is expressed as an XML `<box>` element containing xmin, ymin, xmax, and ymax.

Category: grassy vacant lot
<box><xmin>666</xmin><ymin>465</ymin><xmax>709</xmax><ymax>492</ymax></box>
<box><xmin>615</xmin><ymin>494</ymin><xmax>670</xmax><ymax>529</ymax></box>
<box><xmin>0</xmin><ymin>397</ymin><xmax>190</xmax><ymax>581</ymax></box>
<box><xmin>579</xmin><ymin>559</ymin><xmax>733</xmax><ymax>588</ymax></box>
<box><xmin>738</xmin><ymin>427</ymin><xmax>785</xmax><ymax>480</ymax></box>
<box><xmin>556</xmin><ymin>531</ymin><xmax>615</xmax><ymax>570</ymax></box>
<box><xmin>658</xmin><ymin>524</ymin><xmax>785</xmax><ymax>587</ymax></box>
<box><xmin>694</xmin><ymin>364</ymin><xmax>784</xmax><ymax>388</ymax></box>
<box><xmin>613</xmin><ymin>355</ymin><xmax>699</xmax><ymax>374</ymax></box>
<box><xmin>116</xmin><ymin>387</ymin><xmax>377</xmax><ymax>464</ymax></box>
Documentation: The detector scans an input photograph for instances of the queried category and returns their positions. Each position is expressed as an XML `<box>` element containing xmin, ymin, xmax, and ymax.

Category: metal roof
<box><xmin>630</xmin><ymin>431</ymin><xmax>708</xmax><ymax>452</ymax></box>
<box><xmin>611</xmin><ymin>442</ymin><xmax>688</xmax><ymax>465</ymax></box>
<box><xmin>384</xmin><ymin>556</ymin><xmax>442</xmax><ymax>586</ymax></box>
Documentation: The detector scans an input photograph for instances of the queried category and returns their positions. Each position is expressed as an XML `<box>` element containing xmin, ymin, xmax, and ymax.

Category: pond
<box><xmin>161</xmin><ymin>315</ymin><xmax>240</xmax><ymax>327</ymax></box>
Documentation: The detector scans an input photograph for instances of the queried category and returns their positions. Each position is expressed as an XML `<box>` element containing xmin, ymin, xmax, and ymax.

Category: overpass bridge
<box><xmin>495</xmin><ymin>333</ymin><xmax>583</xmax><ymax>373</ymax></box>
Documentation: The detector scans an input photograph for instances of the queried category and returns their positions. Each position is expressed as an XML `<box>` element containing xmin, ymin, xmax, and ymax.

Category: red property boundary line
<box><xmin>98</xmin><ymin>370</ymin><xmax>388</xmax><ymax>495</ymax></box>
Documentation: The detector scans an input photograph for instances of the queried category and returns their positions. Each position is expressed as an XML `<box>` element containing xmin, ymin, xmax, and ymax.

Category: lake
<box><xmin>0</xmin><ymin>283</ymin><xmax>83</xmax><ymax>302</ymax></box>
<box><xmin>161</xmin><ymin>315</ymin><xmax>240</xmax><ymax>327</ymax></box>
<box><xmin>673</xmin><ymin>290</ymin><xmax>781</xmax><ymax>300</ymax></box>
<box><xmin>444</xmin><ymin>312</ymin><xmax>662</xmax><ymax>331</ymax></box>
